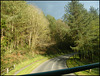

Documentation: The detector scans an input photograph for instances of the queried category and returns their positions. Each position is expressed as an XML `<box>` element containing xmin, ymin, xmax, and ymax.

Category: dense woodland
<box><xmin>1</xmin><ymin>1</ymin><xmax>99</xmax><ymax>71</ymax></box>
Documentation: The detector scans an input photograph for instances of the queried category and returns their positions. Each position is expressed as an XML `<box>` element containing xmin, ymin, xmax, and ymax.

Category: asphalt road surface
<box><xmin>31</xmin><ymin>53</ymin><xmax>76</xmax><ymax>76</ymax></box>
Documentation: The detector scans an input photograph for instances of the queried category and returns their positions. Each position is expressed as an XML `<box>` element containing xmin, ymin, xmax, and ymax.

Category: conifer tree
<box><xmin>63</xmin><ymin>0</ymin><xmax>99</xmax><ymax>61</ymax></box>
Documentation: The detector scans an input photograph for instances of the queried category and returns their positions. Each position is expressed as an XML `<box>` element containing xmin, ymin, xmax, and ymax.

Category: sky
<box><xmin>27</xmin><ymin>1</ymin><xmax>99</xmax><ymax>20</ymax></box>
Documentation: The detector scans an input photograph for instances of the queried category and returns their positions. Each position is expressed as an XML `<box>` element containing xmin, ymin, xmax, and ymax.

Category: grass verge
<box><xmin>5</xmin><ymin>55</ymin><xmax>46</xmax><ymax>75</ymax></box>
<box><xmin>17</xmin><ymin>58</ymin><xmax>48</xmax><ymax>75</ymax></box>
<box><xmin>66</xmin><ymin>55</ymin><xmax>99</xmax><ymax>75</ymax></box>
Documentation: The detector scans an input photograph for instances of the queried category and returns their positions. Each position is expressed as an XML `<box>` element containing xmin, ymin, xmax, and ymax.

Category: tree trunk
<box><xmin>32</xmin><ymin>37</ymin><xmax>35</xmax><ymax>50</ymax></box>
<box><xmin>29</xmin><ymin>32</ymin><xmax>32</xmax><ymax>48</ymax></box>
<box><xmin>12</xmin><ymin>24</ymin><xmax>13</xmax><ymax>33</ymax></box>
<box><xmin>2</xmin><ymin>29</ymin><xmax>4</xmax><ymax>37</ymax></box>
<box><xmin>10</xmin><ymin>45</ymin><xmax>12</xmax><ymax>53</ymax></box>
<box><xmin>78</xmin><ymin>51</ymin><xmax>82</xmax><ymax>60</ymax></box>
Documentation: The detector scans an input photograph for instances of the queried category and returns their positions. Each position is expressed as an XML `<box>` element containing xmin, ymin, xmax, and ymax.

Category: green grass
<box><xmin>66</xmin><ymin>55</ymin><xmax>99</xmax><ymax>75</ymax></box>
<box><xmin>5</xmin><ymin>55</ymin><xmax>47</xmax><ymax>75</ymax></box>
<box><xmin>17</xmin><ymin>58</ymin><xmax>48</xmax><ymax>75</ymax></box>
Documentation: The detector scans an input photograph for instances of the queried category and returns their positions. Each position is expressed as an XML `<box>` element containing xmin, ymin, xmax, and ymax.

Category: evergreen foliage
<box><xmin>63</xmin><ymin>0</ymin><xmax>99</xmax><ymax>61</ymax></box>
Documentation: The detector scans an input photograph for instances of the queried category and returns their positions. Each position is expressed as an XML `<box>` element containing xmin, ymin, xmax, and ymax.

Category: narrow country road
<box><xmin>31</xmin><ymin>53</ymin><xmax>76</xmax><ymax>76</ymax></box>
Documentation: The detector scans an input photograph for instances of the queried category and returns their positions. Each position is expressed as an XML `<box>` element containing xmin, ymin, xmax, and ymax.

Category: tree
<box><xmin>46</xmin><ymin>15</ymin><xmax>57</xmax><ymax>42</ymax></box>
<box><xmin>46</xmin><ymin>15</ymin><xmax>72</xmax><ymax>52</ymax></box>
<box><xmin>63</xmin><ymin>0</ymin><xmax>87</xmax><ymax>51</ymax></box>
<box><xmin>63</xmin><ymin>0</ymin><xmax>99</xmax><ymax>61</ymax></box>
<box><xmin>1</xmin><ymin>1</ymin><xmax>51</xmax><ymax>71</ymax></box>
<box><xmin>56</xmin><ymin>19</ymin><xmax>72</xmax><ymax>50</ymax></box>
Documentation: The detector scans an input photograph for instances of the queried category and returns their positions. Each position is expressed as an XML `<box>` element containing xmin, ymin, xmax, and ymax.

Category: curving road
<box><xmin>31</xmin><ymin>53</ymin><xmax>76</xmax><ymax>76</ymax></box>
